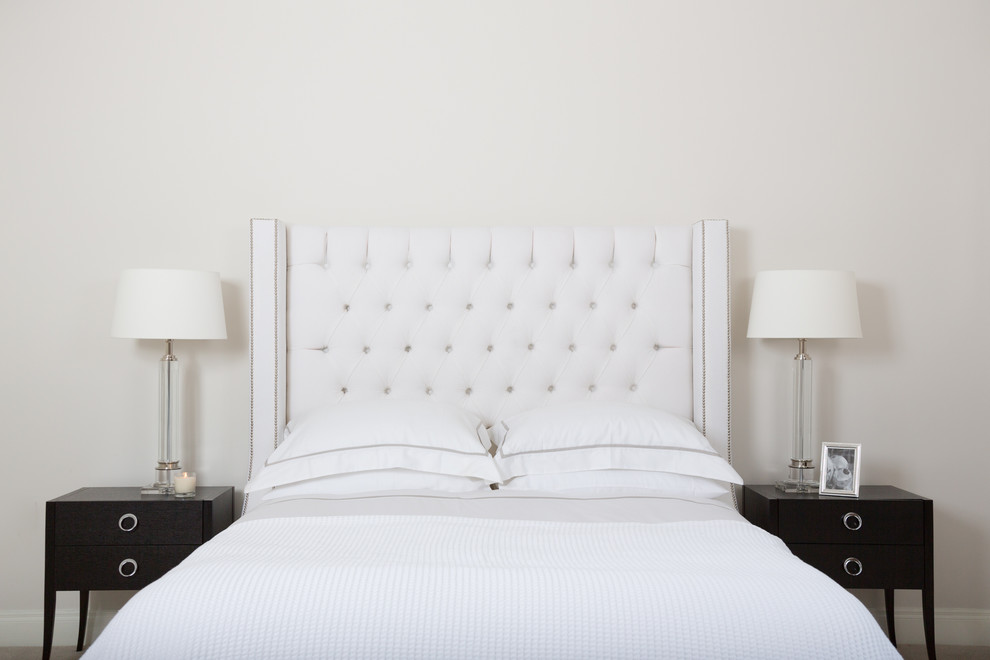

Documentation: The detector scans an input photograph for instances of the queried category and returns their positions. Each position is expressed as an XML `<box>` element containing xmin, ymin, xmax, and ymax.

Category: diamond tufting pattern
<box><xmin>284</xmin><ymin>226</ymin><xmax>693</xmax><ymax>427</ymax></box>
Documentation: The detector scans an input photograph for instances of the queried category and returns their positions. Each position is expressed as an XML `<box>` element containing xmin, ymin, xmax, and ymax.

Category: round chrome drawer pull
<box><xmin>118</xmin><ymin>513</ymin><xmax>138</xmax><ymax>532</ymax></box>
<box><xmin>843</xmin><ymin>557</ymin><xmax>863</xmax><ymax>576</ymax></box>
<box><xmin>842</xmin><ymin>512</ymin><xmax>863</xmax><ymax>531</ymax></box>
<box><xmin>118</xmin><ymin>558</ymin><xmax>138</xmax><ymax>578</ymax></box>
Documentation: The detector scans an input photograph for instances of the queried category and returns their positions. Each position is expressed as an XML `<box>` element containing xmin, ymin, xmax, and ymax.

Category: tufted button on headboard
<box><xmin>246</xmin><ymin>220</ymin><xmax>730</xmax><ymax>512</ymax></box>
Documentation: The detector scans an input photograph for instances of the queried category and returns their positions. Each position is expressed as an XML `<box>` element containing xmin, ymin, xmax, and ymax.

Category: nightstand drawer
<box><xmin>790</xmin><ymin>544</ymin><xmax>925</xmax><ymax>590</ymax></box>
<box><xmin>54</xmin><ymin>501</ymin><xmax>203</xmax><ymax>546</ymax></box>
<box><xmin>54</xmin><ymin>545</ymin><xmax>198</xmax><ymax>590</ymax></box>
<box><xmin>778</xmin><ymin>499</ymin><xmax>924</xmax><ymax>545</ymax></box>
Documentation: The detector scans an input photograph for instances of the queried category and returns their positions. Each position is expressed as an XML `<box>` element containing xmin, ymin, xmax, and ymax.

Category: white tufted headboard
<box><xmin>246</xmin><ymin>220</ymin><xmax>730</xmax><ymax>512</ymax></box>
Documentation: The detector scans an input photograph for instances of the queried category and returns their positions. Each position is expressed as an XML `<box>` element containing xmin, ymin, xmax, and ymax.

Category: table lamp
<box><xmin>747</xmin><ymin>270</ymin><xmax>862</xmax><ymax>492</ymax></box>
<box><xmin>111</xmin><ymin>269</ymin><xmax>227</xmax><ymax>494</ymax></box>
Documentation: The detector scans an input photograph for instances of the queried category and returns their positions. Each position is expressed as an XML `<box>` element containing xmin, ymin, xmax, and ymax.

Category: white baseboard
<box><xmin>3</xmin><ymin>607</ymin><xmax>988</xmax><ymax>648</ymax></box>
<box><xmin>866</xmin><ymin>607</ymin><xmax>990</xmax><ymax>647</ymax></box>
<box><xmin>0</xmin><ymin>609</ymin><xmax>116</xmax><ymax>647</ymax></box>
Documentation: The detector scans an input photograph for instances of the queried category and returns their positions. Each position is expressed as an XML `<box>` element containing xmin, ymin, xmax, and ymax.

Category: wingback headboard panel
<box><xmin>246</xmin><ymin>220</ymin><xmax>730</xmax><ymax>512</ymax></box>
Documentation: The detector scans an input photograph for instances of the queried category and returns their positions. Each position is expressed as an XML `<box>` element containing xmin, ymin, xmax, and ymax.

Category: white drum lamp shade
<box><xmin>747</xmin><ymin>270</ymin><xmax>862</xmax><ymax>340</ymax></box>
<box><xmin>112</xmin><ymin>269</ymin><xmax>227</xmax><ymax>494</ymax></box>
<box><xmin>747</xmin><ymin>270</ymin><xmax>862</xmax><ymax>493</ymax></box>
<box><xmin>111</xmin><ymin>269</ymin><xmax>227</xmax><ymax>340</ymax></box>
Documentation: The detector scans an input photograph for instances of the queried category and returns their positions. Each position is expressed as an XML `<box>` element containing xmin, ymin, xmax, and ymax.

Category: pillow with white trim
<box><xmin>261</xmin><ymin>468</ymin><xmax>492</xmax><ymax>501</ymax></box>
<box><xmin>244</xmin><ymin>400</ymin><xmax>499</xmax><ymax>493</ymax></box>
<box><xmin>499</xmin><ymin>469</ymin><xmax>729</xmax><ymax>499</ymax></box>
<box><xmin>491</xmin><ymin>401</ymin><xmax>742</xmax><ymax>486</ymax></box>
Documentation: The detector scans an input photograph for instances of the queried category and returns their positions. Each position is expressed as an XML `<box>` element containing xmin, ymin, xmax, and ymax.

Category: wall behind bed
<box><xmin>1</xmin><ymin>0</ymin><xmax>987</xmax><ymax>647</ymax></box>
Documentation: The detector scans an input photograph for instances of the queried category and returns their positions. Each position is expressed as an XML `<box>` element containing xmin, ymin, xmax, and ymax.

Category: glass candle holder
<box><xmin>173</xmin><ymin>471</ymin><xmax>197</xmax><ymax>498</ymax></box>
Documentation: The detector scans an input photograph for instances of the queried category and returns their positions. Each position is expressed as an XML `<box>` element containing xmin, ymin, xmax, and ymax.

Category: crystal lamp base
<box><xmin>141</xmin><ymin>484</ymin><xmax>174</xmax><ymax>495</ymax></box>
<box><xmin>775</xmin><ymin>464</ymin><xmax>818</xmax><ymax>493</ymax></box>
<box><xmin>141</xmin><ymin>462</ymin><xmax>180</xmax><ymax>495</ymax></box>
<box><xmin>774</xmin><ymin>478</ymin><xmax>819</xmax><ymax>493</ymax></box>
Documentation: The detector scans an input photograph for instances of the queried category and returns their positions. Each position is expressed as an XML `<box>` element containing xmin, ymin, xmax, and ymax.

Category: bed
<box><xmin>82</xmin><ymin>220</ymin><xmax>898</xmax><ymax>659</ymax></box>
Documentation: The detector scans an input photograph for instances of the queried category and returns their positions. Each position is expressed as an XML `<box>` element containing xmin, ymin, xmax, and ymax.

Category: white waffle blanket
<box><xmin>83</xmin><ymin>514</ymin><xmax>898</xmax><ymax>659</ymax></box>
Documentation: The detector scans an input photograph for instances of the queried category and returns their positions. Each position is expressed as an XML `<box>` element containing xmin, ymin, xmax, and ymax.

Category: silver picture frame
<box><xmin>819</xmin><ymin>442</ymin><xmax>861</xmax><ymax>497</ymax></box>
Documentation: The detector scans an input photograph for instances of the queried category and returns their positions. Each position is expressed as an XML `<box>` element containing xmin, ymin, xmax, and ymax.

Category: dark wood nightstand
<box><xmin>742</xmin><ymin>484</ymin><xmax>934</xmax><ymax>660</ymax></box>
<box><xmin>43</xmin><ymin>486</ymin><xmax>234</xmax><ymax>660</ymax></box>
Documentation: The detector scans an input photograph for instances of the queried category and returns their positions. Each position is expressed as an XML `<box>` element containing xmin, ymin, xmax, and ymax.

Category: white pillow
<box><xmin>492</xmin><ymin>402</ymin><xmax>742</xmax><ymax>485</ymax></box>
<box><xmin>262</xmin><ymin>468</ymin><xmax>491</xmax><ymax>501</ymax></box>
<box><xmin>499</xmin><ymin>469</ymin><xmax>729</xmax><ymax>499</ymax></box>
<box><xmin>244</xmin><ymin>400</ymin><xmax>499</xmax><ymax>493</ymax></box>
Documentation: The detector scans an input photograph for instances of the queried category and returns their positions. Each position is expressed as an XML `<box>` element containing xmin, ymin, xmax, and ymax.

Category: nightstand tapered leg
<box><xmin>77</xmin><ymin>590</ymin><xmax>89</xmax><ymax>651</ymax></box>
<box><xmin>42</xmin><ymin>586</ymin><xmax>55</xmax><ymax>660</ymax></box>
<box><xmin>883</xmin><ymin>589</ymin><xmax>896</xmax><ymax>646</ymax></box>
<box><xmin>923</xmin><ymin>585</ymin><xmax>936</xmax><ymax>660</ymax></box>
<box><xmin>923</xmin><ymin>497</ymin><xmax>936</xmax><ymax>660</ymax></box>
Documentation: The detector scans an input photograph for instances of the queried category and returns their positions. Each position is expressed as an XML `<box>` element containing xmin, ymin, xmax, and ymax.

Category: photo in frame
<box><xmin>819</xmin><ymin>443</ymin><xmax>861</xmax><ymax>497</ymax></box>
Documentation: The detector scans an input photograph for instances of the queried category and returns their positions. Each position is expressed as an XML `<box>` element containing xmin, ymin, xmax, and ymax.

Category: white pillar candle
<box><xmin>174</xmin><ymin>472</ymin><xmax>196</xmax><ymax>495</ymax></box>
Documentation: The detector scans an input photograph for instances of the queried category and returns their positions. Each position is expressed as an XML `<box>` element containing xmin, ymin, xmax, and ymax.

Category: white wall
<box><xmin>2</xmin><ymin>0</ymin><xmax>988</xmax><ymax>647</ymax></box>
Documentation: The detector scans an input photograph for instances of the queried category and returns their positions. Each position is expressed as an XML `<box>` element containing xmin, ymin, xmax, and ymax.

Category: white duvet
<box><xmin>82</xmin><ymin>495</ymin><xmax>897</xmax><ymax>660</ymax></box>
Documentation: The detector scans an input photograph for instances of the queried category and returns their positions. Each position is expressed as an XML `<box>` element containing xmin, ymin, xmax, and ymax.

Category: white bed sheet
<box><xmin>83</xmin><ymin>492</ymin><xmax>898</xmax><ymax>660</ymax></box>
<box><xmin>246</xmin><ymin>488</ymin><xmax>740</xmax><ymax>524</ymax></box>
